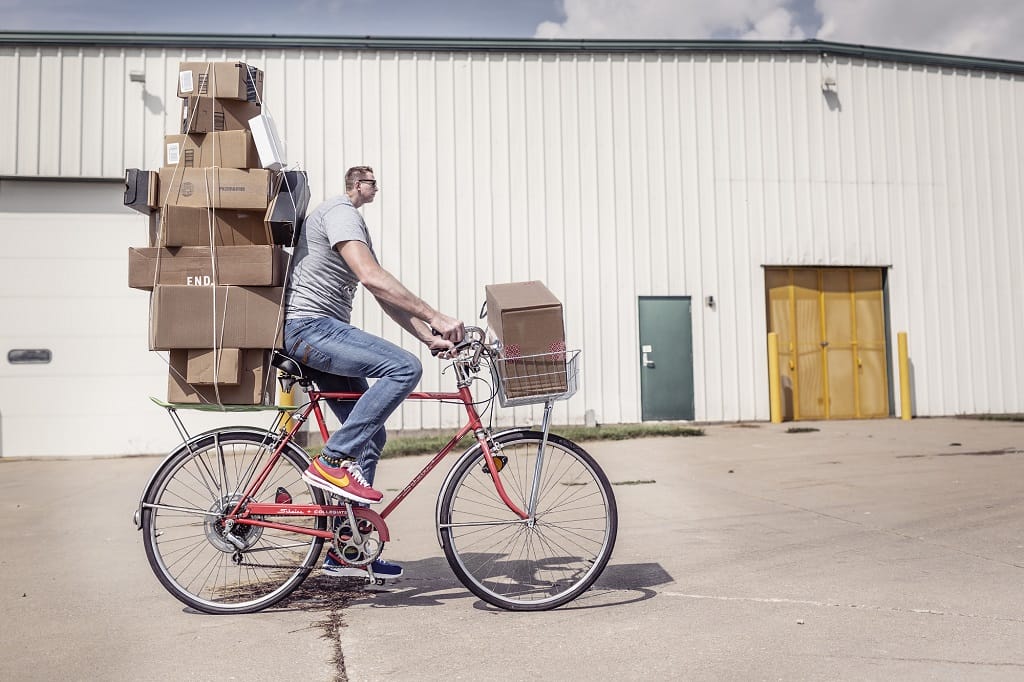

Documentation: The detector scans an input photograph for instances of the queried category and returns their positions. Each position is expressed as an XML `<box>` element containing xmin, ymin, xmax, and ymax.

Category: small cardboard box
<box><xmin>485</xmin><ymin>281</ymin><xmax>568</xmax><ymax>399</ymax></box>
<box><xmin>181</xmin><ymin>96</ymin><xmax>261</xmax><ymax>134</ymax></box>
<box><xmin>127</xmin><ymin>245</ymin><xmax>289</xmax><ymax>290</ymax></box>
<box><xmin>149</xmin><ymin>285</ymin><xmax>285</xmax><ymax>350</ymax></box>
<box><xmin>178</xmin><ymin>62</ymin><xmax>264</xmax><ymax>101</ymax></box>
<box><xmin>266</xmin><ymin>170</ymin><xmax>311</xmax><ymax>246</ymax></box>
<box><xmin>159</xmin><ymin>167</ymin><xmax>276</xmax><ymax>210</ymax></box>
<box><xmin>185</xmin><ymin>348</ymin><xmax>242</xmax><ymax>385</ymax></box>
<box><xmin>164</xmin><ymin>131</ymin><xmax>259</xmax><ymax>169</ymax></box>
<box><xmin>124</xmin><ymin>169</ymin><xmax>159</xmax><ymax>214</ymax></box>
<box><xmin>167</xmin><ymin>348</ymin><xmax>274</xmax><ymax>405</ymax></box>
<box><xmin>158</xmin><ymin>206</ymin><xmax>272</xmax><ymax>247</ymax></box>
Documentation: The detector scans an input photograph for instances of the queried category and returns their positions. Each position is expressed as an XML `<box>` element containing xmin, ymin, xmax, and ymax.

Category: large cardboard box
<box><xmin>164</xmin><ymin>131</ymin><xmax>259</xmax><ymax>169</ymax></box>
<box><xmin>177</xmin><ymin>62</ymin><xmax>264</xmax><ymax>102</ymax></box>
<box><xmin>185</xmin><ymin>348</ymin><xmax>242</xmax><ymax>385</ymax></box>
<box><xmin>158</xmin><ymin>206</ymin><xmax>272</xmax><ymax>247</ymax></box>
<box><xmin>149</xmin><ymin>285</ymin><xmax>285</xmax><ymax>350</ymax></box>
<box><xmin>181</xmin><ymin>96</ymin><xmax>261</xmax><ymax>134</ymax></box>
<box><xmin>159</xmin><ymin>167</ymin><xmax>276</xmax><ymax>210</ymax></box>
<box><xmin>167</xmin><ymin>348</ymin><xmax>274</xmax><ymax>405</ymax></box>
<box><xmin>485</xmin><ymin>281</ymin><xmax>568</xmax><ymax>399</ymax></box>
<box><xmin>123</xmin><ymin>169</ymin><xmax>159</xmax><ymax>214</ymax></box>
<box><xmin>128</xmin><ymin>245</ymin><xmax>289</xmax><ymax>290</ymax></box>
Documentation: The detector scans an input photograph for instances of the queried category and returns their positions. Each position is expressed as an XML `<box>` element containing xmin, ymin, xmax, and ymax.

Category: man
<box><xmin>284</xmin><ymin>165</ymin><xmax>464</xmax><ymax>579</ymax></box>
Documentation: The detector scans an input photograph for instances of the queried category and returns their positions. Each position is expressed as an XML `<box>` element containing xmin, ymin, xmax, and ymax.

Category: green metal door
<box><xmin>639</xmin><ymin>297</ymin><xmax>695</xmax><ymax>421</ymax></box>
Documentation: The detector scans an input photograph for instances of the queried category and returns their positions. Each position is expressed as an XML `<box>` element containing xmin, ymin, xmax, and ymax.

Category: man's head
<box><xmin>345</xmin><ymin>165</ymin><xmax>378</xmax><ymax>207</ymax></box>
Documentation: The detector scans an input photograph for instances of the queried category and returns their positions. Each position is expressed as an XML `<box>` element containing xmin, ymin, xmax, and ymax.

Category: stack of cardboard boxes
<box><xmin>124</xmin><ymin>61</ymin><xmax>309</xmax><ymax>405</ymax></box>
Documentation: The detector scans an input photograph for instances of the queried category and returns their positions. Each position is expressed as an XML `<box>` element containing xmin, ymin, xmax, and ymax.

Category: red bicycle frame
<box><xmin>232</xmin><ymin>385</ymin><xmax>528</xmax><ymax>538</ymax></box>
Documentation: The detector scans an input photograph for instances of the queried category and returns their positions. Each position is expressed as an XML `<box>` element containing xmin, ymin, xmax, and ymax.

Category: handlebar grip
<box><xmin>430</xmin><ymin>327</ymin><xmax>442</xmax><ymax>356</ymax></box>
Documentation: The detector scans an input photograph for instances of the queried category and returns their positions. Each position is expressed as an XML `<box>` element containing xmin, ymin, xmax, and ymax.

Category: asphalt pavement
<box><xmin>2</xmin><ymin>417</ymin><xmax>1023</xmax><ymax>681</ymax></box>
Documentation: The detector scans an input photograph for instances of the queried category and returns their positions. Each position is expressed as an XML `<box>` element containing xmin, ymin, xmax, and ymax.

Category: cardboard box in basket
<box><xmin>159</xmin><ymin>168</ymin><xmax>276</xmax><ymax>210</ymax></box>
<box><xmin>149</xmin><ymin>285</ymin><xmax>285</xmax><ymax>350</ymax></box>
<box><xmin>164</xmin><ymin>131</ymin><xmax>259</xmax><ymax>169</ymax></box>
<box><xmin>181</xmin><ymin>96</ymin><xmax>261</xmax><ymax>134</ymax></box>
<box><xmin>485</xmin><ymin>281</ymin><xmax>568</xmax><ymax>399</ymax></box>
<box><xmin>127</xmin><ymin>245</ymin><xmax>289</xmax><ymax>290</ymax></box>
<box><xmin>177</xmin><ymin>62</ymin><xmax>264</xmax><ymax>102</ymax></box>
<box><xmin>167</xmin><ymin>348</ymin><xmax>274</xmax><ymax>405</ymax></box>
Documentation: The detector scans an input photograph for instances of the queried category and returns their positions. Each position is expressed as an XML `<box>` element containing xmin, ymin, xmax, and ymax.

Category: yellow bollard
<box><xmin>898</xmin><ymin>332</ymin><xmax>911</xmax><ymax>421</ymax></box>
<box><xmin>278</xmin><ymin>371</ymin><xmax>296</xmax><ymax>431</ymax></box>
<box><xmin>767</xmin><ymin>332</ymin><xmax>783</xmax><ymax>423</ymax></box>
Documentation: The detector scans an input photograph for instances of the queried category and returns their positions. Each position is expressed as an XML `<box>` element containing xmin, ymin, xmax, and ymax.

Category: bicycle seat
<box><xmin>272</xmin><ymin>351</ymin><xmax>314</xmax><ymax>392</ymax></box>
<box><xmin>271</xmin><ymin>351</ymin><xmax>304</xmax><ymax>377</ymax></box>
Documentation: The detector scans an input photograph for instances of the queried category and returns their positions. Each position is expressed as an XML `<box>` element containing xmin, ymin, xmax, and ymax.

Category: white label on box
<box><xmin>166</xmin><ymin>142</ymin><xmax>180</xmax><ymax>165</ymax></box>
<box><xmin>179</xmin><ymin>70</ymin><xmax>194</xmax><ymax>93</ymax></box>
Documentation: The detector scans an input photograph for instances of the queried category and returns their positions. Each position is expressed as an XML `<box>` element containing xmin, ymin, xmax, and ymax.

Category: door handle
<box><xmin>641</xmin><ymin>345</ymin><xmax>655</xmax><ymax>368</ymax></box>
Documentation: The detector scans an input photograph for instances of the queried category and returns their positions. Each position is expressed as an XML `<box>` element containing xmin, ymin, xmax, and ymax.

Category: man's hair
<box><xmin>345</xmin><ymin>166</ymin><xmax>374</xmax><ymax>191</ymax></box>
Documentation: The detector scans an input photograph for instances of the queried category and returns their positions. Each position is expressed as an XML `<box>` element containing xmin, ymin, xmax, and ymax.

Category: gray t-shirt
<box><xmin>285</xmin><ymin>193</ymin><xmax>377</xmax><ymax>323</ymax></box>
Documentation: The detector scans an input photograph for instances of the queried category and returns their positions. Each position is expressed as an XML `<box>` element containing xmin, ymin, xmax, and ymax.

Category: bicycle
<box><xmin>133</xmin><ymin>326</ymin><xmax>617</xmax><ymax>614</ymax></box>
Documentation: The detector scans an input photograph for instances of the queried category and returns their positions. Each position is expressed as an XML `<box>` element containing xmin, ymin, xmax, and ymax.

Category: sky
<box><xmin>3</xmin><ymin>0</ymin><xmax>1024</xmax><ymax>62</ymax></box>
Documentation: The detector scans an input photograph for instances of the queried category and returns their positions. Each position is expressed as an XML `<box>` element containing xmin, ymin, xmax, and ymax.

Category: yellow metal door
<box><xmin>765</xmin><ymin>267</ymin><xmax>889</xmax><ymax>420</ymax></box>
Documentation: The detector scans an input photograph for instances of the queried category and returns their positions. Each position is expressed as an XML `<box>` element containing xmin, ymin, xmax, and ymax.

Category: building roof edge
<box><xmin>2</xmin><ymin>32</ymin><xmax>1023</xmax><ymax>75</ymax></box>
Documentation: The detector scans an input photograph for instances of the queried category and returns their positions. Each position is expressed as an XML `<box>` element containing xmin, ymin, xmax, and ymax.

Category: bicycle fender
<box><xmin>132</xmin><ymin>428</ymin><xmax>300</xmax><ymax>530</ymax></box>
<box><xmin>433</xmin><ymin>428</ymin><xmax>535</xmax><ymax>547</ymax></box>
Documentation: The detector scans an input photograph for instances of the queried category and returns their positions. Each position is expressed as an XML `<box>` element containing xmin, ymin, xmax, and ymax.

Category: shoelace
<box><xmin>346</xmin><ymin>462</ymin><xmax>372</xmax><ymax>488</ymax></box>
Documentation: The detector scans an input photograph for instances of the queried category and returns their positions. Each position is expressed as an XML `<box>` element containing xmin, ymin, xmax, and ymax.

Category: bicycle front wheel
<box><xmin>141</xmin><ymin>429</ymin><xmax>326</xmax><ymax>614</ymax></box>
<box><xmin>438</xmin><ymin>431</ymin><xmax>617</xmax><ymax>611</ymax></box>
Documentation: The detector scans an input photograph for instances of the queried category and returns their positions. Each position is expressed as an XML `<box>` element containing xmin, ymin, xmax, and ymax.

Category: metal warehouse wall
<box><xmin>3</xmin><ymin>42</ymin><xmax>1024</xmax><ymax>426</ymax></box>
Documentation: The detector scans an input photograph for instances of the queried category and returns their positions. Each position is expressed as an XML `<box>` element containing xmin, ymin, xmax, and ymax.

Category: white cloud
<box><xmin>743</xmin><ymin>6</ymin><xmax>805</xmax><ymax>40</ymax></box>
<box><xmin>815</xmin><ymin>0</ymin><xmax>1024</xmax><ymax>60</ymax></box>
<box><xmin>536</xmin><ymin>0</ymin><xmax>1024</xmax><ymax>61</ymax></box>
<box><xmin>535</xmin><ymin>0</ymin><xmax>806</xmax><ymax>40</ymax></box>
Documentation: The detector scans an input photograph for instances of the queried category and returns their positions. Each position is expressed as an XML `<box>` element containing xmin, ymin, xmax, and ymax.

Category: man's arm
<box><xmin>338</xmin><ymin>240</ymin><xmax>464</xmax><ymax>344</ymax></box>
<box><xmin>378</xmin><ymin>299</ymin><xmax>434</xmax><ymax>344</ymax></box>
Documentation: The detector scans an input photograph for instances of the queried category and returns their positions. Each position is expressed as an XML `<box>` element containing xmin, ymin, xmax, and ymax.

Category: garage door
<box><xmin>765</xmin><ymin>266</ymin><xmax>891</xmax><ymax>421</ymax></box>
<box><xmin>0</xmin><ymin>179</ymin><xmax>269</xmax><ymax>457</ymax></box>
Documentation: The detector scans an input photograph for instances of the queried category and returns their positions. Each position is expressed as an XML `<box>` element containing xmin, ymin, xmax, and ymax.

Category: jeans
<box><xmin>284</xmin><ymin>316</ymin><xmax>423</xmax><ymax>485</ymax></box>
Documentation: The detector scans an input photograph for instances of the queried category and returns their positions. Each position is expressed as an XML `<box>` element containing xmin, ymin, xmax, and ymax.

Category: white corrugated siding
<box><xmin>3</xmin><ymin>44</ymin><xmax>1024</xmax><ymax>436</ymax></box>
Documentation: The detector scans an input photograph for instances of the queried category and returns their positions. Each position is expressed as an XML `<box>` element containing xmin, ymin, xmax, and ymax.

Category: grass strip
<box><xmin>306</xmin><ymin>422</ymin><xmax>705</xmax><ymax>459</ymax></box>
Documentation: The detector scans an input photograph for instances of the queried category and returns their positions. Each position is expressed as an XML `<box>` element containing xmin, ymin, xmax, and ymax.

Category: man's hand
<box><xmin>427</xmin><ymin>336</ymin><xmax>456</xmax><ymax>358</ymax></box>
<box><xmin>429</xmin><ymin>313</ymin><xmax>465</xmax><ymax>344</ymax></box>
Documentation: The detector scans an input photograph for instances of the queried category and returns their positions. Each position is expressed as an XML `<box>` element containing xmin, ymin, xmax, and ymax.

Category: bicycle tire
<box><xmin>438</xmin><ymin>431</ymin><xmax>617</xmax><ymax>611</ymax></box>
<box><xmin>141</xmin><ymin>429</ymin><xmax>326</xmax><ymax>614</ymax></box>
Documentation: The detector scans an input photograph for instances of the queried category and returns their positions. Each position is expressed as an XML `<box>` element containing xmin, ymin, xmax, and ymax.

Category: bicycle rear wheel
<box><xmin>141</xmin><ymin>429</ymin><xmax>326</xmax><ymax>614</ymax></box>
<box><xmin>438</xmin><ymin>431</ymin><xmax>617</xmax><ymax>611</ymax></box>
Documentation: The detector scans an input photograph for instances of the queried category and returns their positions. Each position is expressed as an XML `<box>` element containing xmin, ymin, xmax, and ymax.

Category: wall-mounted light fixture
<box><xmin>129</xmin><ymin>70</ymin><xmax>146</xmax><ymax>83</ymax></box>
<box><xmin>705</xmin><ymin>295</ymin><xmax>716</xmax><ymax>310</ymax></box>
<box><xmin>820</xmin><ymin>52</ymin><xmax>837</xmax><ymax>93</ymax></box>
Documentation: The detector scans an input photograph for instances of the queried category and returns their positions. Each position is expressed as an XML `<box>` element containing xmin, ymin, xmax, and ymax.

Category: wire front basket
<box><xmin>489</xmin><ymin>349</ymin><xmax>580</xmax><ymax>408</ymax></box>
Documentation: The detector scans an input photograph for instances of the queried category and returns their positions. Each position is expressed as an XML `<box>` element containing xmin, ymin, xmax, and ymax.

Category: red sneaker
<box><xmin>302</xmin><ymin>458</ymin><xmax>383</xmax><ymax>504</ymax></box>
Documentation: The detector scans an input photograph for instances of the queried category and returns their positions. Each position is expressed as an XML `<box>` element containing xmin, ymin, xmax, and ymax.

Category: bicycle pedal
<box><xmin>481</xmin><ymin>455</ymin><xmax>508</xmax><ymax>475</ymax></box>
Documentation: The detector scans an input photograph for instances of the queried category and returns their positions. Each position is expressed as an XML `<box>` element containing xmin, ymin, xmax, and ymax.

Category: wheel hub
<box><xmin>204</xmin><ymin>494</ymin><xmax>264</xmax><ymax>553</ymax></box>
